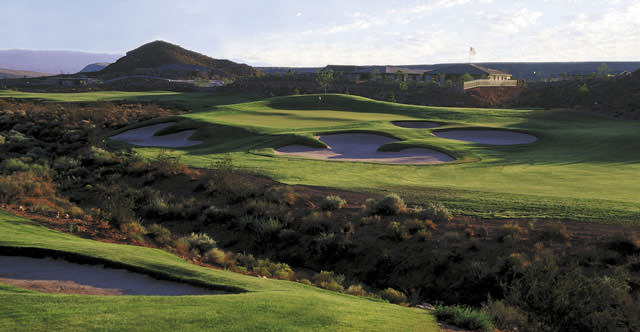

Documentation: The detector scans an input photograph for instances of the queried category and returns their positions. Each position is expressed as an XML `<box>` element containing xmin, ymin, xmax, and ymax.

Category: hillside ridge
<box><xmin>99</xmin><ymin>40</ymin><xmax>261</xmax><ymax>80</ymax></box>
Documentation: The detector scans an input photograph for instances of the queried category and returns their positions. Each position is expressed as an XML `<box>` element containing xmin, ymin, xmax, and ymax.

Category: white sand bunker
<box><xmin>275</xmin><ymin>133</ymin><xmax>454</xmax><ymax>164</ymax></box>
<box><xmin>111</xmin><ymin>122</ymin><xmax>202</xmax><ymax>147</ymax></box>
<box><xmin>0</xmin><ymin>256</ymin><xmax>224</xmax><ymax>296</ymax></box>
<box><xmin>434</xmin><ymin>129</ymin><xmax>537</xmax><ymax>145</ymax></box>
<box><xmin>392</xmin><ymin>121</ymin><xmax>440</xmax><ymax>129</ymax></box>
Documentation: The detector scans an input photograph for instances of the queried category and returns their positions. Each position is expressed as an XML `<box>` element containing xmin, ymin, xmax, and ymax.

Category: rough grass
<box><xmin>0</xmin><ymin>210</ymin><xmax>436</xmax><ymax>332</ymax></box>
<box><xmin>3</xmin><ymin>91</ymin><xmax>640</xmax><ymax>223</ymax></box>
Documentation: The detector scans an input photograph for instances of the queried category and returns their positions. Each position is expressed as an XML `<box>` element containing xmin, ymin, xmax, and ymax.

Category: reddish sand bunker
<box><xmin>392</xmin><ymin>121</ymin><xmax>440</xmax><ymax>129</ymax></box>
<box><xmin>111</xmin><ymin>122</ymin><xmax>202</xmax><ymax>147</ymax></box>
<box><xmin>434</xmin><ymin>129</ymin><xmax>537</xmax><ymax>145</ymax></box>
<box><xmin>0</xmin><ymin>256</ymin><xmax>223</xmax><ymax>296</ymax></box>
<box><xmin>275</xmin><ymin>133</ymin><xmax>453</xmax><ymax>164</ymax></box>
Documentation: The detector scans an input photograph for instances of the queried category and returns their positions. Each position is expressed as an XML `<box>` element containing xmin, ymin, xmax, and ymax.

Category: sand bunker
<box><xmin>0</xmin><ymin>256</ymin><xmax>224</xmax><ymax>296</ymax></box>
<box><xmin>434</xmin><ymin>129</ymin><xmax>537</xmax><ymax>145</ymax></box>
<box><xmin>392</xmin><ymin>121</ymin><xmax>440</xmax><ymax>129</ymax></box>
<box><xmin>275</xmin><ymin>133</ymin><xmax>453</xmax><ymax>164</ymax></box>
<box><xmin>110</xmin><ymin>122</ymin><xmax>202</xmax><ymax>147</ymax></box>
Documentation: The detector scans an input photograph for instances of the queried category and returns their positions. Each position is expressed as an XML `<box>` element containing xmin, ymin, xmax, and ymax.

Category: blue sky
<box><xmin>1</xmin><ymin>0</ymin><xmax>638</xmax><ymax>66</ymax></box>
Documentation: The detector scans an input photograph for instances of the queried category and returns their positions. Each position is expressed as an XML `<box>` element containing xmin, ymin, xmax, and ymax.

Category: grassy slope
<box><xmin>2</xmin><ymin>90</ymin><xmax>639</xmax><ymax>222</ymax></box>
<box><xmin>0</xmin><ymin>211</ymin><xmax>436</xmax><ymax>332</ymax></box>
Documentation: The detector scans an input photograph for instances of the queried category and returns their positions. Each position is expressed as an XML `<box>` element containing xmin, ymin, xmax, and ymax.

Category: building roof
<box><xmin>429</xmin><ymin>64</ymin><xmax>510</xmax><ymax>76</ymax></box>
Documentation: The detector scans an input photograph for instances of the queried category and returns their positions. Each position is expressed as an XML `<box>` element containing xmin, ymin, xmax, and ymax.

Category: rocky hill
<box><xmin>98</xmin><ymin>40</ymin><xmax>261</xmax><ymax>80</ymax></box>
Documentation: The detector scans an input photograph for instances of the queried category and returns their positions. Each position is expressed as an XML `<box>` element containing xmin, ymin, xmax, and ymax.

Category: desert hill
<box><xmin>98</xmin><ymin>40</ymin><xmax>261</xmax><ymax>80</ymax></box>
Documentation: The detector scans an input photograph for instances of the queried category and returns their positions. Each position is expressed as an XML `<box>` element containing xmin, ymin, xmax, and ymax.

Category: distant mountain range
<box><xmin>0</xmin><ymin>50</ymin><xmax>121</xmax><ymax>74</ymax></box>
<box><xmin>0</xmin><ymin>68</ymin><xmax>54</xmax><ymax>79</ymax></box>
<box><xmin>97</xmin><ymin>40</ymin><xmax>262</xmax><ymax>80</ymax></box>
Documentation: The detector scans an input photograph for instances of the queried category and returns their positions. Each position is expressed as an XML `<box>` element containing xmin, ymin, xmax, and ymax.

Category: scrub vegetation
<box><xmin>1</xmin><ymin>91</ymin><xmax>639</xmax><ymax>331</ymax></box>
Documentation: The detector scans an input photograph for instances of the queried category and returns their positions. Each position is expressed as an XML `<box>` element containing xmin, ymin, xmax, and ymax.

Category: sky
<box><xmin>1</xmin><ymin>0</ymin><xmax>639</xmax><ymax>66</ymax></box>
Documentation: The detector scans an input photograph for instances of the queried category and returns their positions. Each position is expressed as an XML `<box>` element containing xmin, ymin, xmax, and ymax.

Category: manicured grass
<box><xmin>3</xmin><ymin>90</ymin><xmax>639</xmax><ymax>223</ymax></box>
<box><xmin>0</xmin><ymin>211</ymin><xmax>436</xmax><ymax>332</ymax></box>
<box><xmin>146</xmin><ymin>94</ymin><xmax>639</xmax><ymax>223</ymax></box>
<box><xmin>0</xmin><ymin>90</ymin><xmax>255</xmax><ymax>110</ymax></box>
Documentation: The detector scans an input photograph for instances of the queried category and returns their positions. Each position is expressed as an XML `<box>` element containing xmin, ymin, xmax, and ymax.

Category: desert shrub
<box><xmin>403</xmin><ymin>218</ymin><xmax>430</xmax><ymax>234</ymax></box>
<box><xmin>504</xmin><ymin>257</ymin><xmax>640</xmax><ymax>332</ymax></box>
<box><xmin>434</xmin><ymin>305</ymin><xmax>494</xmax><ymax>332</ymax></box>
<box><xmin>142</xmin><ymin>191</ymin><xmax>169</xmax><ymax>218</ymax></box>
<box><xmin>207</xmin><ymin>156</ymin><xmax>260</xmax><ymax>203</ymax></box>
<box><xmin>386</xmin><ymin>221</ymin><xmax>406</xmax><ymax>241</ymax></box>
<box><xmin>503</xmin><ymin>253</ymin><xmax>530</xmax><ymax>272</ymax></box>
<box><xmin>234</xmin><ymin>252</ymin><xmax>257</xmax><ymax>269</ymax></box>
<box><xmin>363</xmin><ymin>198</ymin><xmax>377</xmax><ymax>214</ymax></box>
<box><xmin>372</xmin><ymin>193</ymin><xmax>406</xmax><ymax>215</ymax></box>
<box><xmin>231</xmin><ymin>253</ymin><xmax>293</xmax><ymax>280</ymax></box>
<box><xmin>345</xmin><ymin>284</ymin><xmax>368</xmax><ymax>297</ymax></box>
<box><xmin>79</xmin><ymin>146</ymin><xmax>114</xmax><ymax>165</ymax></box>
<box><xmin>417</xmin><ymin>202</ymin><xmax>453</xmax><ymax>222</ymax></box>
<box><xmin>298</xmin><ymin>278</ymin><xmax>312</xmax><ymax>286</ymax></box>
<box><xmin>542</xmin><ymin>221</ymin><xmax>570</xmax><ymax>240</ymax></box>
<box><xmin>154</xmin><ymin>150</ymin><xmax>188</xmax><ymax>175</ymax></box>
<box><xmin>320</xmin><ymin>195</ymin><xmax>346</xmax><ymax>211</ymax></box>
<box><xmin>243</xmin><ymin>199</ymin><xmax>277</xmax><ymax>217</ymax></box>
<box><xmin>495</xmin><ymin>224</ymin><xmax>524</xmax><ymax>243</ymax></box>
<box><xmin>0</xmin><ymin>158</ymin><xmax>29</xmax><ymax>173</ymax></box>
<box><xmin>416</xmin><ymin>229</ymin><xmax>432</xmax><ymax>241</ymax></box>
<box><xmin>278</xmin><ymin>228</ymin><xmax>301</xmax><ymax>245</ymax></box>
<box><xmin>204</xmin><ymin>247</ymin><xmax>228</xmax><ymax>266</ymax></box>
<box><xmin>482</xmin><ymin>299</ymin><xmax>531</xmax><ymax>332</ymax></box>
<box><xmin>146</xmin><ymin>223</ymin><xmax>173</xmax><ymax>246</ymax></box>
<box><xmin>120</xmin><ymin>221</ymin><xmax>146</xmax><ymax>242</ymax></box>
<box><xmin>200</xmin><ymin>205</ymin><xmax>234</xmax><ymax>224</ymax></box>
<box><xmin>0</xmin><ymin>172</ymin><xmax>58</xmax><ymax>207</ymax></box>
<box><xmin>52</xmin><ymin>156</ymin><xmax>80</xmax><ymax>170</ymax></box>
<box><xmin>264</xmin><ymin>185</ymin><xmax>296</xmax><ymax>205</ymax></box>
<box><xmin>300</xmin><ymin>211</ymin><xmax>331</xmax><ymax>235</ymax></box>
<box><xmin>270</xmin><ymin>262</ymin><xmax>294</xmax><ymax>280</ymax></box>
<box><xmin>380</xmin><ymin>287</ymin><xmax>408</xmax><ymax>304</ymax></box>
<box><xmin>360</xmin><ymin>214</ymin><xmax>381</xmax><ymax>224</ymax></box>
<box><xmin>312</xmin><ymin>270</ymin><xmax>345</xmax><ymax>292</ymax></box>
<box><xmin>607</xmin><ymin>233</ymin><xmax>640</xmax><ymax>256</ymax></box>
<box><xmin>253</xmin><ymin>258</ymin><xmax>294</xmax><ymax>280</ymax></box>
<box><xmin>186</xmin><ymin>232</ymin><xmax>217</xmax><ymax>253</ymax></box>
<box><xmin>245</xmin><ymin>217</ymin><xmax>283</xmax><ymax>247</ymax></box>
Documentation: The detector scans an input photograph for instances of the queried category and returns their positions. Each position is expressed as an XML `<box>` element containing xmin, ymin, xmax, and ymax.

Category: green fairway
<box><xmin>0</xmin><ymin>211</ymin><xmax>436</xmax><ymax>332</ymax></box>
<box><xmin>2</xmin><ymin>90</ymin><xmax>639</xmax><ymax>223</ymax></box>
<box><xmin>0</xmin><ymin>90</ymin><xmax>256</xmax><ymax>109</ymax></box>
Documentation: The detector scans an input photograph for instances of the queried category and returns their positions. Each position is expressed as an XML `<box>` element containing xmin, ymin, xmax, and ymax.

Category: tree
<box><xmin>459</xmin><ymin>73</ymin><xmax>474</xmax><ymax>82</ymax></box>
<box><xmin>597</xmin><ymin>63</ymin><xmax>610</xmax><ymax>76</ymax></box>
<box><xmin>316</xmin><ymin>70</ymin><xmax>334</xmax><ymax>94</ymax></box>
<box><xmin>396</xmin><ymin>70</ymin><xmax>408</xmax><ymax>81</ymax></box>
<box><xmin>370</xmin><ymin>69</ymin><xmax>381</xmax><ymax>81</ymax></box>
<box><xmin>386</xmin><ymin>91</ymin><xmax>396</xmax><ymax>103</ymax></box>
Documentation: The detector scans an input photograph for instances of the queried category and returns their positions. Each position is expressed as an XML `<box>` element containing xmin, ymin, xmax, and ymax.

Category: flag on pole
<box><xmin>469</xmin><ymin>47</ymin><xmax>476</xmax><ymax>56</ymax></box>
